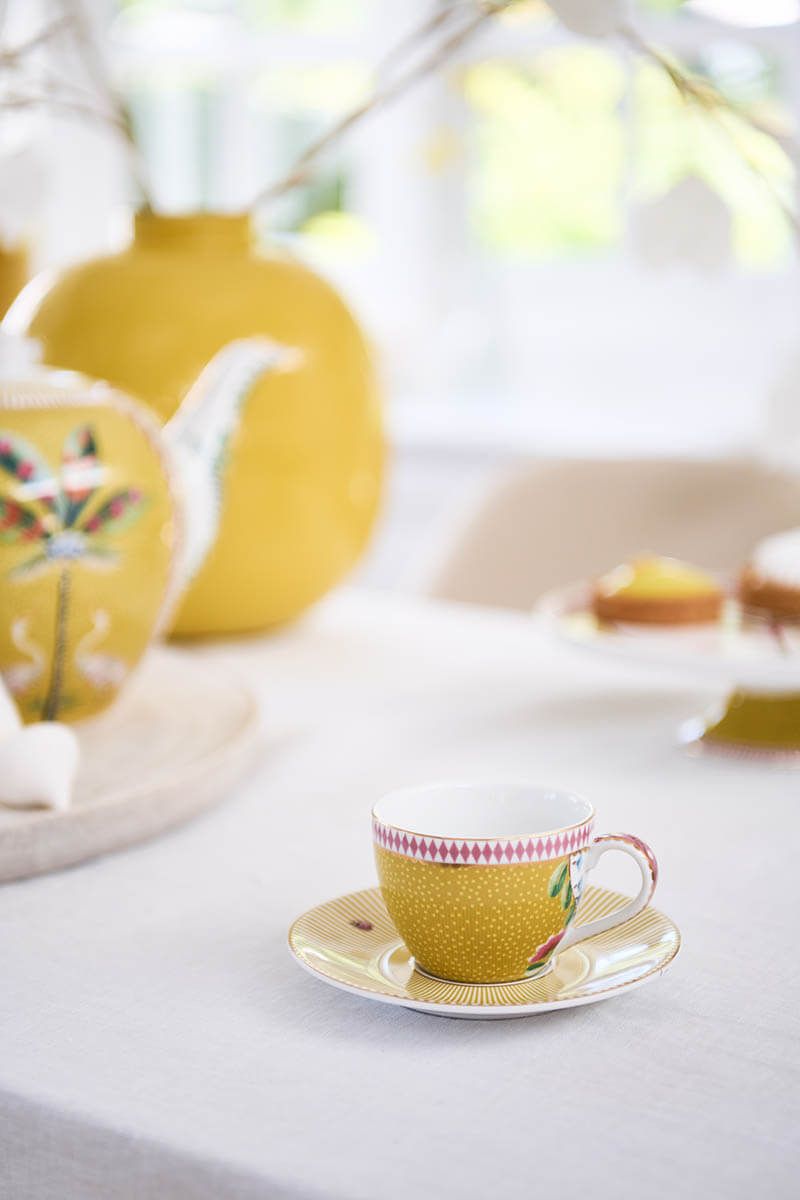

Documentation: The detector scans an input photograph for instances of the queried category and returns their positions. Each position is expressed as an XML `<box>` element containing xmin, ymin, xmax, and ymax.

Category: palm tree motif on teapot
<box><xmin>0</xmin><ymin>426</ymin><xmax>146</xmax><ymax>719</ymax></box>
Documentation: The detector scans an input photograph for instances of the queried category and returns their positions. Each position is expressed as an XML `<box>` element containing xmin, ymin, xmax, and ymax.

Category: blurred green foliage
<box><xmin>464</xmin><ymin>42</ymin><xmax>794</xmax><ymax>267</ymax></box>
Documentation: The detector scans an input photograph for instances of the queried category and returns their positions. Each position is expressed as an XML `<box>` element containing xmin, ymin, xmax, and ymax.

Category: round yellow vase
<box><xmin>9</xmin><ymin>212</ymin><xmax>384</xmax><ymax>636</ymax></box>
<box><xmin>0</xmin><ymin>243</ymin><xmax>28</xmax><ymax>320</ymax></box>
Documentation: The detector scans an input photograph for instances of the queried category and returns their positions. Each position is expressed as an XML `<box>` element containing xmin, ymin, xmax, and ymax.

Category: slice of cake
<box><xmin>592</xmin><ymin>556</ymin><xmax>723</xmax><ymax>625</ymax></box>
<box><xmin>739</xmin><ymin>529</ymin><xmax>800</xmax><ymax>622</ymax></box>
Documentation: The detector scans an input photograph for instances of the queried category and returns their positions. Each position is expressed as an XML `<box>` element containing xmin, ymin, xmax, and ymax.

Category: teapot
<box><xmin>0</xmin><ymin>332</ymin><xmax>295</xmax><ymax>723</ymax></box>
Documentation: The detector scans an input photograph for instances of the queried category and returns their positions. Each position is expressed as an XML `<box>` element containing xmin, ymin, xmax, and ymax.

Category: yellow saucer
<box><xmin>288</xmin><ymin>885</ymin><xmax>680</xmax><ymax>1020</ymax></box>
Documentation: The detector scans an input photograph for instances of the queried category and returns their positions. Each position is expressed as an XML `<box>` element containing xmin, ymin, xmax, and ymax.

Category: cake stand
<box><xmin>537</xmin><ymin>581</ymin><xmax>800</xmax><ymax>760</ymax></box>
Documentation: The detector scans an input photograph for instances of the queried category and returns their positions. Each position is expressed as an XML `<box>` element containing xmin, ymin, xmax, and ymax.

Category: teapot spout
<box><xmin>164</xmin><ymin>337</ymin><xmax>300</xmax><ymax>589</ymax></box>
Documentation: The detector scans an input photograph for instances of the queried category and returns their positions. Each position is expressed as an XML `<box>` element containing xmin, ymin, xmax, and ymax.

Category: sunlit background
<box><xmin>2</xmin><ymin>0</ymin><xmax>798</xmax><ymax>587</ymax></box>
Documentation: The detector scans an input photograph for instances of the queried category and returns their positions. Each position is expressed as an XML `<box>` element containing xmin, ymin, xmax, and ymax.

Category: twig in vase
<box><xmin>376</xmin><ymin>1</ymin><xmax>466</xmax><ymax>80</ymax></box>
<box><xmin>619</xmin><ymin>24</ymin><xmax>800</xmax><ymax>241</ymax></box>
<box><xmin>0</xmin><ymin>1</ymin><xmax>154</xmax><ymax>206</ymax></box>
<box><xmin>1</xmin><ymin>0</ymin><xmax>793</xmax><ymax>237</ymax></box>
<box><xmin>58</xmin><ymin>0</ymin><xmax>153</xmax><ymax>207</ymax></box>
<box><xmin>0</xmin><ymin>89</ymin><xmax>129</xmax><ymax>134</ymax></box>
<box><xmin>254</xmin><ymin>0</ymin><xmax>798</xmax><ymax>239</ymax></box>
<box><xmin>0</xmin><ymin>14</ymin><xmax>73</xmax><ymax>65</ymax></box>
<box><xmin>253</xmin><ymin>1</ymin><xmax>513</xmax><ymax>208</ymax></box>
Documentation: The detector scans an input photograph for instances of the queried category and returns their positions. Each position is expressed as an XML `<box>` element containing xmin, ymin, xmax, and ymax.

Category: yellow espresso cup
<box><xmin>373</xmin><ymin>782</ymin><xmax>658</xmax><ymax>984</ymax></box>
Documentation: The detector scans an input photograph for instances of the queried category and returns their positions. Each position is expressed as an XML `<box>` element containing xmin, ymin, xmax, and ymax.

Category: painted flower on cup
<box><xmin>526</xmin><ymin>928</ymin><xmax>567</xmax><ymax>972</ymax></box>
<box><xmin>525</xmin><ymin>854</ymin><xmax>585</xmax><ymax>973</ymax></box>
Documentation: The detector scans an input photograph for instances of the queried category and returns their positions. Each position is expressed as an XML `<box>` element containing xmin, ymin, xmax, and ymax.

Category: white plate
<box><xmin>537</xmin><ymin>581</ymin><xmax>800</xmax><ymax>693</ymax></box>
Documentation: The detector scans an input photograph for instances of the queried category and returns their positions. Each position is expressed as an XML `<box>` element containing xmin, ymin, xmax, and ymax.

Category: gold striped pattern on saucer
<box><xmin>288</xmin><ymin>885</ymin><xmax>680</xmax><ymax>1015</ymax></box>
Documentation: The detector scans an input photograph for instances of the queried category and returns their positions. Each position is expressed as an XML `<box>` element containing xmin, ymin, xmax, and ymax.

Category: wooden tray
<box><xmin>0</xmin><ymin>647</ymin><xmax>260</xmax><ymax>882</ymax></box>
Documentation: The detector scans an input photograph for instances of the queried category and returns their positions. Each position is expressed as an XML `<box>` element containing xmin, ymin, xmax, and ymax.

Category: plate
<box><xmin>0</xmin><ymin>646</ymin><xmax>260</xmax><ymax>882</ymax></box>
<box><xmin>288</xmin><ymin>885</ymin><xmax>680</xmax><ymax>1019</ymax></box>
<box><xmin>537</xmin><ymin>581</ymin><xmax>800</xmax><ymax>693</ymax></box>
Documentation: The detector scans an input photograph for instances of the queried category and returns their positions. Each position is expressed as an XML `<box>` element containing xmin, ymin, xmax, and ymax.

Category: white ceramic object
<box><xmin>0</xmin><ymin>674</ymin><xmax>79</xmax><ymax>812</ymax></box>
<box><xmin>0</xmin><ymin>646</ymin><xmax>260</xmax><ymax>882</ymax></box>
<box><xmin>0</xmin><ymin>722</ymin><xmax>79</xmax><ymax>812</ymax></box>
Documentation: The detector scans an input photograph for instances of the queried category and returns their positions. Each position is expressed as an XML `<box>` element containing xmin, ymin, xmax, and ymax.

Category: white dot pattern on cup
<box><xmin>375</xmin><ymin>847</ymin><xmax>579</xmax><ymax>984</ymax></box>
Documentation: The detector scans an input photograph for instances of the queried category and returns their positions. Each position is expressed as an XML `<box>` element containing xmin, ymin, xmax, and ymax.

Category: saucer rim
<box><xmin>287</xmin><ymin>885</ymin><xmax>682</xmax><ymax>1018</ymax></box>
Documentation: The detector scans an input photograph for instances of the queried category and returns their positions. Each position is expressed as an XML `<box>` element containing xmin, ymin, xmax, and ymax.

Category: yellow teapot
<box><xmin>0</xmin><ymin>333</ymin><xmax>292</xmax><ymax>723</ymax></box>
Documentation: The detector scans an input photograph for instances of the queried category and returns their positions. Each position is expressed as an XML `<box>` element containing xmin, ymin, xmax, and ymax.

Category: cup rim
<box><xmin>372</xmin><ymin>780</ymin><xmax>595</xmax><ymax>842</ymax></box>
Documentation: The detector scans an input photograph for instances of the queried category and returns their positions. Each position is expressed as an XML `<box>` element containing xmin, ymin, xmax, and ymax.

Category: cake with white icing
<box><xmin>739</xmin><ymin>529</ymin><xmax>800</xmax><ymax>621</ymax></box>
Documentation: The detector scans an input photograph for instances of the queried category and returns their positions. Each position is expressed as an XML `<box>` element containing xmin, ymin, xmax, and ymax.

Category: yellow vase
<box><xmin>9</xmin><ymin>212</ymin><xmax>384</xmax><ymax>636</ymax></box>
<box><xmin>0</xmin><ymin>243</ymin><xmax>28</xmax><ymax>320</ymax></box>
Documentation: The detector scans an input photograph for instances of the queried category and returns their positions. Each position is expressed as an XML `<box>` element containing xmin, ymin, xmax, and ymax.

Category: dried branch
<box><xmin>0</xmin><ymin>14</ymin><xmax>73</xmax><ymax>65</ymax></box>
<box><xmin>0</xmin><ymin>1</ymin><xmax>153</xmax><ymax>205</ymax></box>
<box><xmin>253</xmin><ymin>0</ymin><xmax>798</xmax><ymax>240</ymax></box>
<box><xmin>0</xmin><ymin>0</ymin><xmax>795</xmax><ymax>240</ymax></box>
<box><xmin>376</xmin><ymin>1</ymin><xmax>466</xmax><ymax>80</ymax></box>
<box><xmin>620</xmin><ymin>25</ymin><xmax>792</xmax><ymax>147</ymax></box>
<box><xmin>0</xmin><ymin>88</ymin><xmax>128</xmax><ymax>134</ymax></box>
<box><xmin>59</xmin><ymin>0</ymin><xmax>152</xmax><ymax>205</ymax></box>
<box><xmin>620</xmin><ymin>23</ymin><xmax>800</xmax><ymax>239</ymax></box>
<box><xmin>253</xmin><ymin>1</ymin><xmax>513</xmax><ymax>208</ymax></box>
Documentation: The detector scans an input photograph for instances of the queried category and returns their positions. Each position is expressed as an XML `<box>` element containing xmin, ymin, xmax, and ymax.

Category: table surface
<box><xmin>1</xmin><ymin>590</ymin><xmax>798</xmax><ymax>1200</ymax></box>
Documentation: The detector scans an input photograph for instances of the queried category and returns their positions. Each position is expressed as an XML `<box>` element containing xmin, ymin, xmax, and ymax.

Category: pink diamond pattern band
<box><xmin>372</xmin><ymin>819</ymin><xmax>595</xmax><ymax>865</ymax></box>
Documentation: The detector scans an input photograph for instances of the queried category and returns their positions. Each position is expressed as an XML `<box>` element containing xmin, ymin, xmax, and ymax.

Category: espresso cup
<box><xmin>372</xmin><ymin>782</ymin><xmax>658</xmax><ymax>984</ymax></box>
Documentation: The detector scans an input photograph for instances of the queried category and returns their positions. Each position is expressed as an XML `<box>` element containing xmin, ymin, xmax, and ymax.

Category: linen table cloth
<box><xmin>0</xmin><ymin>591</ymin><xmax>797</xmax><ymax>1200</ymax></box>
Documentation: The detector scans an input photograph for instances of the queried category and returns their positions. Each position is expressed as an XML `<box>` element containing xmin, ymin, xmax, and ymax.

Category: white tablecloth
<box><xmin>0</xmin><ymin>591</ymin><xmax>797</xmax><ymax>1200</ymax></box>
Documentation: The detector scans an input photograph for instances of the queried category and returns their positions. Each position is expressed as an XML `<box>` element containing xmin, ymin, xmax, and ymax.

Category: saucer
<box><xmin>288</xmin><ymin>885</ymin><xmax>680</xmax><ymax>1019</ymax></box>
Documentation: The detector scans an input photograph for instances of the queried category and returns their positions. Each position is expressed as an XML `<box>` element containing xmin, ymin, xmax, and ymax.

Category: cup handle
<box><xmin>559</xmin><ymin>833</ymin><xmax>658</xmax><ymax>952</ymax></box>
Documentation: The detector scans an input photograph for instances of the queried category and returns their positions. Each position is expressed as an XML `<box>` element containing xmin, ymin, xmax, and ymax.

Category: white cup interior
<box><xmin>373</xmin><ymin>782</ymin><xmax>593</xmax><ymax>839</ymax></box>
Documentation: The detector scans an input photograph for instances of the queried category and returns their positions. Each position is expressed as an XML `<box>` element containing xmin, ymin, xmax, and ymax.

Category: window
<box><xmin>10</xmin><ymin>0</ymin><xmax>800</xmax><ymax>451</ymax></box>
